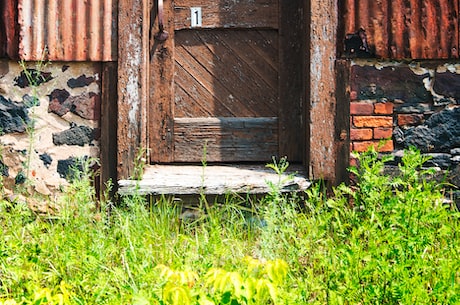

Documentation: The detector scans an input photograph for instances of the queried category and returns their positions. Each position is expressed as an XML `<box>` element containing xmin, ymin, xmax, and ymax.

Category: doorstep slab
<box><xmin>118</xmin><ymin>164</ymin><xmax>310</xmax><ymax>195</ymax></box>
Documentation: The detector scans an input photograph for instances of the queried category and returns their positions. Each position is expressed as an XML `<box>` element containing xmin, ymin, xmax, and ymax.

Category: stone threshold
<box><xmin>118</xmin><ymin>164</ymin><xmax>311</xmax><ymax>196</ymax></box>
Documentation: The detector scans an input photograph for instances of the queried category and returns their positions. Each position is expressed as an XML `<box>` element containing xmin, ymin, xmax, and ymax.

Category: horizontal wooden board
<box><xmin>173</xmin><ymin>117</ymin><xmax>278</xmax><ymax>162</ymax></box>
<box><xmin>173</xmin><ymin>0</ymin><xmax>279</xmax><ymax>29</ymax></box>
<box><xmin>118</xmin><ymin>164</ymin><xmax>310</xmax><ymax>195</ymax></box>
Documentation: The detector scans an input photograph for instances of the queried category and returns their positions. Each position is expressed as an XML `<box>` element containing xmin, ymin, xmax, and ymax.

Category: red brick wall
<box><xmin>350</xmin><ymin>100</ymin><xmax>394</xmax><ymax>152</ymax></box>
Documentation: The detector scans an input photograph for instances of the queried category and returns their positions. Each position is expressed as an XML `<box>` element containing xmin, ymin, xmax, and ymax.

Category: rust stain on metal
<box><xmin>18</xmin><ymin>0</ymin><xmax>117</xmax><ymax>61</ymax></box>
<box><xmin>341</xmin><ymin>0</ymin><xmax>459</xmax><ymax>59</ymax></box>
<box><xmin>1</xmin><ymin>0</ymin><xmax>19</xmax><ymax>58</ymax></box>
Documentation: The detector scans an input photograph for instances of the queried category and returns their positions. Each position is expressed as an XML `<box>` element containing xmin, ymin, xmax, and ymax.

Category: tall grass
<box><xmin>0</xmin><ymin>147</ymin><xmax>459</xmax><ymax>304</ymax></box>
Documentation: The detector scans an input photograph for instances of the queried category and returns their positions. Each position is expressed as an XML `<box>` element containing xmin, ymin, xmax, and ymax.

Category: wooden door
<box><xmin>149</xmin><ymin>0</ymin><xmax>305</xmax><ymax>163</ymax></box>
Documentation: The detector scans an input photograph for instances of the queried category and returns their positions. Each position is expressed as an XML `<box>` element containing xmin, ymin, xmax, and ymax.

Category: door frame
<box><xmin>149</xmin><ymin>1</ymin><xmax>306</xmax><ymax>164</ymax></box>
<box><xmin>116</xmin><ymin>0</ymin><xmax>349</xmax><ymax>185</ymax></box>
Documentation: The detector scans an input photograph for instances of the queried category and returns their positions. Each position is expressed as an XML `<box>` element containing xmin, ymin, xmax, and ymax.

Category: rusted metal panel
<box><xmin>341</xmin><ymin>0</ymin><xmax>459</xmax><ymax>59</ymax></box>
<box><xmin>1</xmin><ymin>0</ymin><xmax>19</xmax><ymax>58</ymax></box>
<box><xmin>18</xmin><ymin>0</ymin><xmax>117</xmax><ymax>61</ymax></box>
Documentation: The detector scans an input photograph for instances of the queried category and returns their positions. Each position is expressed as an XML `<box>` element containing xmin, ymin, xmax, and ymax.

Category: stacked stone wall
<box><xmin>0</xmin><ymin>60</ymin><xmax>100</xmax><ymax>207</ymax></box>
<box><xmin>350</xmin><ymin>59</ymin><xmax>460</xmax><ymax>193</ymax></box>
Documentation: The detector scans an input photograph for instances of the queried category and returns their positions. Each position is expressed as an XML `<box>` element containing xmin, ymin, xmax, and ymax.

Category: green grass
<box><xmin>0</xmin><ymin>147</ymin><xmax>459</xmax><ymax>304</ymax></box>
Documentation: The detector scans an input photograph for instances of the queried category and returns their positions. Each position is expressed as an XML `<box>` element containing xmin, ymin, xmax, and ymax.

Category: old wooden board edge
<box><xmin>118</xmin><ymin>164</ymin><xmax>311</xmax><ymax>195</ymax></box>
<box><xmin>173</xmin><ymin>117</ymin><xmax>278</xmax><ymax>162</ymax></box>
<box><xmin>117</xmin><ymin>0</ymin><xmax>149</xmax><ymax>179</ymax></box>
<box><xmin>149</xmin><ymin>0</ymin><xmax>175</xmax><ymax>163</ymax></box>
<box><xmin>335</xmin><ymin>59</ymin><xmax>351</xmax><ymax>185</ymax></box>
<box><xmin>100</xmin><ymin>62</ymin><xmax>118</xmax><ymax>195</ymax></box>
<box><xmin>173</xmin><ymin>1</ymin><xmax>279</xmax><ymax>29</ymax></box>
<box><xmin>279</xmin><ymin>0</ymin><xmax>305</xmax><ymax>162</ymax></box>
<box><xmin>308</xmin><ymin>0</ymin><xmax>339</xmax><ymax>182</ymax></box>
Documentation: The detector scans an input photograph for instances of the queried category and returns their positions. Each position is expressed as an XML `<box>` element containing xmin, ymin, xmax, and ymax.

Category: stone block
<box><xmin>404</xmin><ymin>107</ymin><xmax>460</xmax><ymax>152</ymax></box>
<box><xmin>433</xmin><ymin>71</ymin><xmax>460</xmax><ymax>101</ymax></box>
<box><xmin>397</xmin><ymin>114</ymin><xmax>424</xmax><ymax>126</ymax></box>
<box><xmin>351</xmin><ymin>65</ymin><xmax>431</xmax><ymax>103</ymax></box>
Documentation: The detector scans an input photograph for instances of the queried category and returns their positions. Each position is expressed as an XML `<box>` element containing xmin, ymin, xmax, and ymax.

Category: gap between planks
<box><xmin>118</xmin><ymin>164</ymin><xmax>311</xmax><ymax>196</ymax></box>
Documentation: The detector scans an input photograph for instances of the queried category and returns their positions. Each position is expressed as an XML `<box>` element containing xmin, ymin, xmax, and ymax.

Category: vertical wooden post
<box><xmin>117</xmin><ymin>0</ymin><xmax>150</xmax><ymax>179</ymax></box>
<box><xmin>309</xmin><ymin>0</ymin><xmax>346</xmax><ymax>184</ymax></box>
<box><xmin>100</xmin><ymin>62</ymin><xmax>118</xmax><ymax>194</ymax></box>
<box><xmin>279</xmin><ymin>0</ymin><xmax>306</xmax><ymax>162</ymax></box>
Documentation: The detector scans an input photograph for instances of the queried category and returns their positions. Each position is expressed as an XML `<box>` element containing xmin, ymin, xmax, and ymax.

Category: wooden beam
<box><xmin>149</xmin><ymin>0</ymin><xmax>175</xmax><ymax>163</ymax></box>
<box><xmin>308</xmin><ymin>0</ymin><xmax>340</xmax><ymax>182</ymax></box>
<box><xmin>100</xmin><ymin>61</ymin><xmax>118</xmax><ymax>195</ymax></box>
<box><xmin>118</xmin><ymin>164</ymin><xmax>310</xmax><ymax>195</ymax></box>
<box><xmin>279</xmin><ymin>0</ymin><xmax>305</xmax><ymax>162</ymax></box>
<box><xmin>117</xmin><ymin>0</ymin><xmax>149</xmax><ymax>179</ymax></box>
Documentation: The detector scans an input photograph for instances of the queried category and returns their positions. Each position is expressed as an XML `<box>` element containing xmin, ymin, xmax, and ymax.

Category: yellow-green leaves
<box><xmin>155</xmin><ymin>258</ymin><xmax>290</xmax><ymax>305</ymax></box>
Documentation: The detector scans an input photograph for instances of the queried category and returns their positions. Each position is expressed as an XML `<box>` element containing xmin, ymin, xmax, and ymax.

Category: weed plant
<box><xmin>0</xmin><ymin>147</ymin><xmax>459</xmax><ymax>304</ymax></box>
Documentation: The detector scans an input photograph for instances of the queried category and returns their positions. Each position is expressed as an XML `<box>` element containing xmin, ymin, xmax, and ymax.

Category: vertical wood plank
<box><xmin>101</xmin><ymin>62</ymin><xmax>118</xmax><ymax>195</ymax></box>
<box><xmin>334</xmin><ymin>59</ymin><xmax>351</xmax><ymax>185</ymax></box>
<box><xmin>309</xmin><ymin>0</ymin><xmax>339</xmax><ymax>182</ymax></box>
<box><xmin>117</xmin><ymin>0</ymin><xmax>149</xmax><ymax>178</ymax></box>
<box><xmin>279</xmin><ymin>0</ymin><xmax>305</xmax><ymax>162</ymax></box>
<box><xmin>149</xmin><ymin>0</ymin><xmax>175</xmax><ymax>163</ymax></box>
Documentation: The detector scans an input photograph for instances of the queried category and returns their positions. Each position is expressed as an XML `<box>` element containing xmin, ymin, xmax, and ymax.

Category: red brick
<box><xmin>353</xmin><ymin>116</ymin><xmax>393</xmax><ymax>128</ymax></box>
<box><xmin>352</xmin><ymin>140</ymin><xmax>394</xmax><ymax>152</ymax></box>
<box><xmin>350</xmin><ymin>91</ymin><xmax>358</xmax><ymax>100</ymax></box>
<box><xmin>350</xmin><ymin>102</ymin><xmax>374</xmax><ymax>115</ymax></box>
<box><xmin>350</xmin><ymin>128</ymin><xmax>373</xmax><ymax>140</ymax></box>
<box><xmin>397</xmin><ymin>114</ymin><xmax>424</xmax><ymax>126</ymax></box>
<box><xmin>373</xmin><ymin>127</ymin><xmax>393</xmax><ymax>139</ymax></box>
<box><xmin>374</xmin><ymin>102</ymin><xmax>394</xmax><ymax>115</ymax></box>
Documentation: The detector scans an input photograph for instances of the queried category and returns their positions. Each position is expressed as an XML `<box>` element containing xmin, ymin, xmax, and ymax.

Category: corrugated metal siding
<box><xmin>18</xmin><ymin>0</ymin><xmax>117</xmax><ymax>61</ymax></box>
<box><xmin>341</xmin><ymin>0</ymin><xmax>459</xmax><ymax>59</ymax></box>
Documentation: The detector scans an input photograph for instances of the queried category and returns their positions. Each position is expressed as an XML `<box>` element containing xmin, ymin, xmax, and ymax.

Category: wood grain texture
<box><xmin>118</xmin><ymin>164</ymin><xmax>310</xmax><ymax>195</ymax></box>
<box><xmin>117</xmin><ymin>0</ymin><xmax>149</xmax><ymax>178</ymax></box>
<box><xmin>149</xmin><ymin>0</ymin><xmax>176</xmax><ymax>163</ymax></box>
<box><xmin>279</xmin><ymin>0</ymin><xmax>305</xmax><ymax>162</ymax></box>
<box><xmin>173</xmin><ymin>0</ymin><xmax>279</xmax><ymax>29</ymax></box>
<box><xmin>173</xmin><ymin>117</ymin><xmax>278</xmax><ymax>162</ymax></box>
<box><xmin>174</xmin><ymin>30</ymin><xmax>278</xmax><ymax>118</ymax></box>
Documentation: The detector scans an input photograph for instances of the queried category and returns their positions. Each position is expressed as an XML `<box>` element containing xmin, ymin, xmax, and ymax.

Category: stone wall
<box><xmin>350</xmin><ymin>59</ymin><xmax>460</xmax><ymax>192</ymax></box>
<box><xmin>0</xmin><ymin>60</ymin><xmax>100</xmax><ymax>205</ymax></box>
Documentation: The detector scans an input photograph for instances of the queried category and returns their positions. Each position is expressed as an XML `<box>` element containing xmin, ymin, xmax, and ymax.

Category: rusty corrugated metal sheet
<box><xmin>18</xmin><ymin>0</ymin><xmax>117</xmax><ymax>61</ymax></box>
<box><xmin>1</xmin><ymin>0</ymin><xmax>19</xmax><ymax>58</ymax></box>
<box><xmin>341</xmin><ymin>0</ymin><xmax>459</xmax><ymax>59</ymax></box>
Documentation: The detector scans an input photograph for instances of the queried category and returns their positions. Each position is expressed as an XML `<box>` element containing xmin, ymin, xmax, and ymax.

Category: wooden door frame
<box><xmin>116</xmin><ymin>0</ymin><xmax>349</xmax><ymax>185</ymax></box>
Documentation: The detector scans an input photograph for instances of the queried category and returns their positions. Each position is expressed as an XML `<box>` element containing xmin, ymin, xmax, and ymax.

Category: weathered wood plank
<box><xmin>173</xmin><ymin>0</ymin><xmax>279</xmax><ymax>30</ymax></box>
<box><xmin>309</xmin><ymin>0</ymin><xmax>339</xmax><ymax>182</ymax></box>
<box><xmin>149</xmin><ymin>0</ymin><xmax>175</xmax><ymax>163</ymax></box>
<box><xmin>100</xmin><ymin>62</ymin><xmax>118</xmax><ymax>195</ymax></box>
<box><xmin>335</xmin><ymin>59</ymin><xmax>351</xmax><ymax>185</ymax></box>
<box><xmin>174</xmin><ymin>117</ymin><xmax>278</xmax><ymax>162</ymax></box>
<box><xmin>117</xmin><ymin>0</ymin><xmax>149</xmax><ymax>178</ymax></box>
<box><xmin>118</xmin><ymin>164</ymin><xmax>310</xmax><ymax>195</ymax></box>
<box><xmin>174</xmin><ymin>30</ymin><xmax>278</xmax><ymax>118</ymax></box>
<box><xmin>278</xmin><ymin>0</ymin><xmax>305</xmax><ymax>162</ymax></box>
